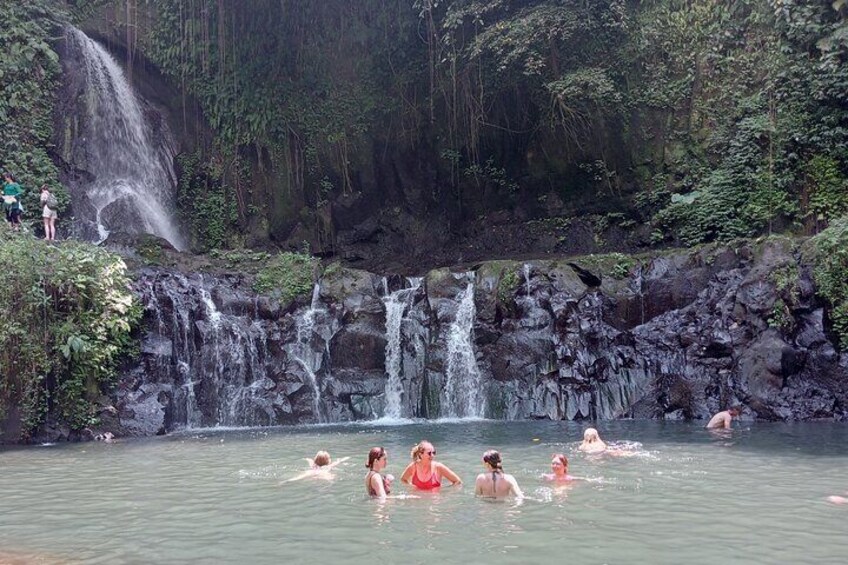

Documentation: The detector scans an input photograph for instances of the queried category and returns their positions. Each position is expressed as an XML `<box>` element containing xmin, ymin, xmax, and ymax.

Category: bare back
<box><xmin>706</xmin><ymin>411</ymin><xmax>733</xmax><ymax>429</ymax></box>
<box><xmin>475</xmin><ymin>471</ymin><xmax>523</xmax><ymax>498</ymax></box>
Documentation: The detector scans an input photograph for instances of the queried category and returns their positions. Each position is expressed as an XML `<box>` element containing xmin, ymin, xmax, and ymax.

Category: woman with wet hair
<box><xmin>400</xmin><ymin>440</ymin><xmax>462</xmax><ymax>490</ymax></box>
<box><xmin>543</xmin><ymin>453</ymin><xmax>577</xmax><ymax>483</ymax></box>
<box><xmin>474</xmin><ymin>450</ymin><xmax>523</xmax><ymax>498</ymax></box>
<box><xmin>578</xmin><ymin>428</ymin><xmax>608</xmax><ymax>453</ymax></box>
<box><xmin>365</xmin><ymin>447</ymin><xmax>392</xmax><ymax>498</ymax></box>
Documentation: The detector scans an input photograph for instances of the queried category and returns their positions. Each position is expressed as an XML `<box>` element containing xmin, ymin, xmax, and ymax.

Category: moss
<box><xmin>577</xmin><ymin>252</ymin><xmax>637</xmax><ymax>280</ymax></box>
<box><xmin>135</xmin><ymin>235</ymin><xmax>166</xmax><ymax>265</ymax></box>
<box><xmin>253</xmin><ymin>252</ymin><xmax>317</xmax><ymax>304</ymax></box>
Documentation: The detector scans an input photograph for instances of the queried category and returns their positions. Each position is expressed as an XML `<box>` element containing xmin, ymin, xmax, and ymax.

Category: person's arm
<box><xmin>436</xmin><ymin>462</ymin><xmax>462</xmax><ymax>486</ymax></box>
<box><xmin>400</xmin><ymin>462</ymin><xmax>415</xmax><ymax>485</ymax></box>
<box><xmin>507</xmin><ymin>475</ymin><xmax>524</xmax><ymax>498</ymax></box>
<box><xmin>474</xmin><ymin>474</ymin><xmax>485</xmax><ymax>496</ymax></box>
<box><xmin>326</xmin><ymin>456</ymin><xmax>350</xmax><ymax>470</ymax></box>
<box><xmin>370</xmin><ymin>473</ymin><xmax>387</xmax><ymax>499</ymax></box>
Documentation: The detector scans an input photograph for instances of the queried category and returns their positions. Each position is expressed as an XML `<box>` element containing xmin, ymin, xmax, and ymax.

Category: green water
<box><xmin>1</xmin><ymin>421</ymin><xmax>846</xmax><ymax>564</ymax></box>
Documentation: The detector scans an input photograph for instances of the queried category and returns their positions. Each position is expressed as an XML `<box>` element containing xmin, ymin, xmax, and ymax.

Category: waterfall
<box><xmin>287</xmin><ymin>284</ymin><xmax>327</xmax><ymax>422</ymax></box>
<box><xmin>442</xmin><ymin>279</ymin><xmax>486</xmax><ymax>418</ymax></box>
<box><xmin>524</xmin><ymin>263</ymin><xmax>531</xmax><ymax>296</ymax></box>
<box><xmin>65</xmin><ymin>27</ymin><xmax>185</xmax><ymax>250</ymax></box>
<box><xmin>382</xmin><ymin>277</ymin><xmax>423</xmax><ymax>419</ymax></box>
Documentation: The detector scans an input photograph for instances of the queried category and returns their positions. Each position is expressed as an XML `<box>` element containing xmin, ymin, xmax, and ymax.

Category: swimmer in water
<box><xmin>827</xmin><ymin>492</ymin><xmax>848</xmax><ymax>505</ymax></box>
<box><xmin>543</xmin><ymin>453</ymin><xmax>578</xmax><ymax>483</ymax></box>
<box><xmin>706</xmin><ymin>407</ymin><xmax>742</xmax><ymax>429</ymax></box>
<box><xmin>400</xmin><ymin>440</ymin><xmax>462</xmax><ymax>490</ymax></box>
<box><xmin>365</xmin><ymin>447</ymin><xmax>393</xmax><ymax>499</ymax></box>
<box><xmin>578</xmin><ymin>428</ymin><xmax>608</xmax><ymax>454</ymax></box>
<box><xmin>283</xmin><ymin>451</ymin><xmax>350</xmax><ymax>483</ymax></box>
<box><xmin>474</xmin><ymin>450</ymin><xmax>524</xmax><ymax>499</ymax></box>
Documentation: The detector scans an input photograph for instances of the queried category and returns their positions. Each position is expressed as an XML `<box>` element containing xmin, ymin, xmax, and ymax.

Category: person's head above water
<box><xmin>583</xmin><ymin>428</ymin><xmax>602</xmax><ymax>442</ymax></box>
<box><xmin>366</xmin><ymin>447</ymin><xmax>387</xmax><ymax>470</ymax></box>
<box><xmin>313</xmin><ymin>451</ymin><xmax>331</xmax><ymax>467</ymax></box>
<box><xmin>411</xmin><ymin>440</ymin><xmax>436</xmax><ymax>462</ymax></box>
<box><xmin>550</xmin><ymin>453</ymin><xmax>568</xmax><ymax>474</ymax></box>
<box><xmin>482</xmin><ymin>450</ymin><xmax>503</xmax><ymax>472</ymax></box>
<box><xmin>728</xmin><ymin>407</ymin><xmax>742</xmax><ymax>416</ymax></box>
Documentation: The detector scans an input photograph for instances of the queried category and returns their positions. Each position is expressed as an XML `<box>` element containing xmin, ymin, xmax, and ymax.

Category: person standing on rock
<box><xmin>3</xmin><ymin>172</ymin><xmax>23</xmax><ymax>231</ymax></box>
<box><xmin>40</xmin><ymin>185</ymin><xmax>58</xmax><ymax>241</ymax></box>
<box><xmin>706</xmin><ymin>407</ymin><xmax>741</xmax><ymax>429</ymax></box>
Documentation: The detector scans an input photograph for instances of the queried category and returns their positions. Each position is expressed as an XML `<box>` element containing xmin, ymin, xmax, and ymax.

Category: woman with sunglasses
<box><xmin>475</xmin><ymin>450</ymin><xmax>524</xmax><ymax>499</ymax></box>
<box><xmin>365</xmin><ymin>447</ymin><xmax>393</xmax><ymax>499</ymax></box>
<box><xmin>400</xmin><ymin>440</ymin><xmax>462</xmax><ymax>490</ymax></box>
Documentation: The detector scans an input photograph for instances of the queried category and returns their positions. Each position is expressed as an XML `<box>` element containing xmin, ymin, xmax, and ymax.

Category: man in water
<box><xmin>706</xmin><ymin>407</ymin><xmax>741</xmax><ymax>429</ymax></box>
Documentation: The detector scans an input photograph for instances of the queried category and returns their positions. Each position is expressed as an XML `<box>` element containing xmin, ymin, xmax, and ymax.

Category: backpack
<box><xmin>46</xmin><ymin>193</ymin><xmax>58</xmax><ymax>209</ymax></box>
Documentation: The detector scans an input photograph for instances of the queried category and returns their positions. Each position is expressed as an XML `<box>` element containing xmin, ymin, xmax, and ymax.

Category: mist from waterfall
<box><xmin>66</xmin><ymin>27</ymin><xmax>185</xmax><ymax>249</ymax></box>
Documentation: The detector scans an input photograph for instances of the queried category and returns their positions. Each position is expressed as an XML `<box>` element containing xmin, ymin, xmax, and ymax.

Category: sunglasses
<box><xmin>424</xmin><ymin>450</ymin><xmax>436</xmax><ymax>456</ymax></box>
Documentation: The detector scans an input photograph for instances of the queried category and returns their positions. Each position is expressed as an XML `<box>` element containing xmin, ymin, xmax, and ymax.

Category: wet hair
<box><xmin>366</xmin><ymin>447</ymin><xmax>386</xmax><ymax>469</ymax></box>
<box><xmin>729</xmin><ymin>406</ymin><xmax>742</xmax><ymax>416</ymax></box>
<box><xmin>551</xmin><ymin>453</ymin><xmax>568</xmax><ymax>469</ymax></box>
<box><xmin>583</xmin><ymin>428</ymin><xmax>601</xmax><ymax>442</ymax></box>
<box><xmin>482</xmin><ymin>450</ymin><xmax>503</xmax><ymax>472</ymax></box>
<box><xmin>411</xmin><ymin>440</ymin><xmax>433</xmax><ymax>461</ymax></box>
<box><xmin>313</xmin><ymin>451</ymin><xmax>331</xmax><ymax>467</ymax></box>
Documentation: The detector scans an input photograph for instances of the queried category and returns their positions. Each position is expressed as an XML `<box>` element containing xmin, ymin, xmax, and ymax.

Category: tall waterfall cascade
<box><xmin>65</xmin><ymin>27</ymin><xmax>185</xmax><ymax>249</ymax></box>
<box><xmin>381</xmin><ymin>277</ymin><xmax>423</xmax><ymax>420</ymax></box>
<box><xmin>442</xmin><ymin>277</ymin><xmax>486</xmax><ymax>418</ymax></box>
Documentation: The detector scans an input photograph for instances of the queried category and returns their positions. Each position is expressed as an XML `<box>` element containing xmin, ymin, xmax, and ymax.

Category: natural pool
<box><xmin>1</xmin><ymin>421</ymin><xmax>846</xmax><ymax>564</ymax></box>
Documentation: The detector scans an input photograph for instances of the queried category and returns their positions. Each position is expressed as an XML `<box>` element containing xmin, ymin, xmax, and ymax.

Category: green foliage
<box><xmin>0</xmin><ymin>234</ymin><xmax>140</xmax><ymax>439</ymax></box>
<box><xmin>176</xmin><ymin>151</ymin><xmax>240</xmax><ymax>251</ymax></box>
<box><xmin>768</xmin><ymin>263</ymin><xmax>800</xmax><ymax>332</ymax></box>
<box><xmin>806</xmin><ymin>155</ymin><xmax>848</xmax><ymax>226</ymax></box>
<box><xmin>497</xmin><ymin>267</ymin><xmax>520</xmax><ymax>305</ymax></box>
<box><xmin>253</xmin><ymin>252</ymin><xmax>317</xmax><ymax>304</ymax></box>
<box><xmin>0</xmin><ymin>0</ymin><xmax>69</xmax><ymax>234</ymax></box>
<box><xmin>812</xmin><ymin>217</ymin><xmax>848</xmax><ymax>350</ymax></box>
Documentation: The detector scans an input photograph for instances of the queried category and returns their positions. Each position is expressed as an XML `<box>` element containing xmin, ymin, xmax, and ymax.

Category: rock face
<box><xmin>109</xmin><ymin>238</ymin><xmax>847</xmax><ymax>437</ymax></box>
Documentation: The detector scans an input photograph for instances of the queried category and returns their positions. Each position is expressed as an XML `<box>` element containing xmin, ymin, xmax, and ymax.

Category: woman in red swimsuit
<box><xmin>400</xmin><ymin>440</ymin><xmax>462</xmax><ymax>490</ymax></box>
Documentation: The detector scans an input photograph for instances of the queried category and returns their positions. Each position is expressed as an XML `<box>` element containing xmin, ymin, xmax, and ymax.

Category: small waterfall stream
<box><xmin>65</xmin><ymin>27</ymin><xmax>185</xmax><ymax>249</ymax></box>
<box><xmin>286</xmin><ymin>284</ymin><xmax>328</xmax><ymax>422</ymax></box>
<box><xmin>381</xmin><ymin>277</ymin><xmax>423</xmax><ymax>419</ymax></box>
<box><xmin>442</xmin><ymin>277</ymin><xmax>486</xmax><ymax>418</ymax></box>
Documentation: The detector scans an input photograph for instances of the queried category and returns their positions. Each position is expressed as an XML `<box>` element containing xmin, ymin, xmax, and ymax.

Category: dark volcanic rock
<box><xmin>27</xmin><ymin>237</ymin><xmax>840</xmax><ymax>443</ymax></box>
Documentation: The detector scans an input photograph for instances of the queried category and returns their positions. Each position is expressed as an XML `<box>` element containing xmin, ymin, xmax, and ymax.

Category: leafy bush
<box><xmin>811</xmin><ymin>217</ymin><xmax>848</xmax><ymax>350</ymax></box>
<box><xmin>253</xmin><ymin>252</ymin><xmax>317</xmax><ymax>304</ymax></box>
<box><xmin>0</xmin><ymin>234</ymin><xmax>140</xmax><ymax>439</ymax></box>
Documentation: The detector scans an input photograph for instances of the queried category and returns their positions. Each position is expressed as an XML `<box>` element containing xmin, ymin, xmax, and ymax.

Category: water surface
<box><xmin>1</xmin><ymin>421</ymin><xmax>846</xmax><ymax>564</ymax></box>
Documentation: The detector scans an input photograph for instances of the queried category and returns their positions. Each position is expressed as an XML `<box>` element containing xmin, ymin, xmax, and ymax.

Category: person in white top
<box><xmin>40</xmin><ymin>185</ymin><xmax>58</xmax><ymax>241</ymax></box>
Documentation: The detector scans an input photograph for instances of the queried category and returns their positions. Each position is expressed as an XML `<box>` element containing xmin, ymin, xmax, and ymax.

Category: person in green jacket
<box><xmin>3</xmin><ymin>172</ymin><xmax>23</xmax><ymax>231</ymax></box>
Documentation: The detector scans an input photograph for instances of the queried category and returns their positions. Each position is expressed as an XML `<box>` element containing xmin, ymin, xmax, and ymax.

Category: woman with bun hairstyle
<box><xmin>400</xmin><ymin>440</ymin><xmax>462</xmax><ymax>490</ymax></box>
<box><xmin>474</xmin><ymin>450</ymin><xmax>523</xmax><ymax>498</ymax></box>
